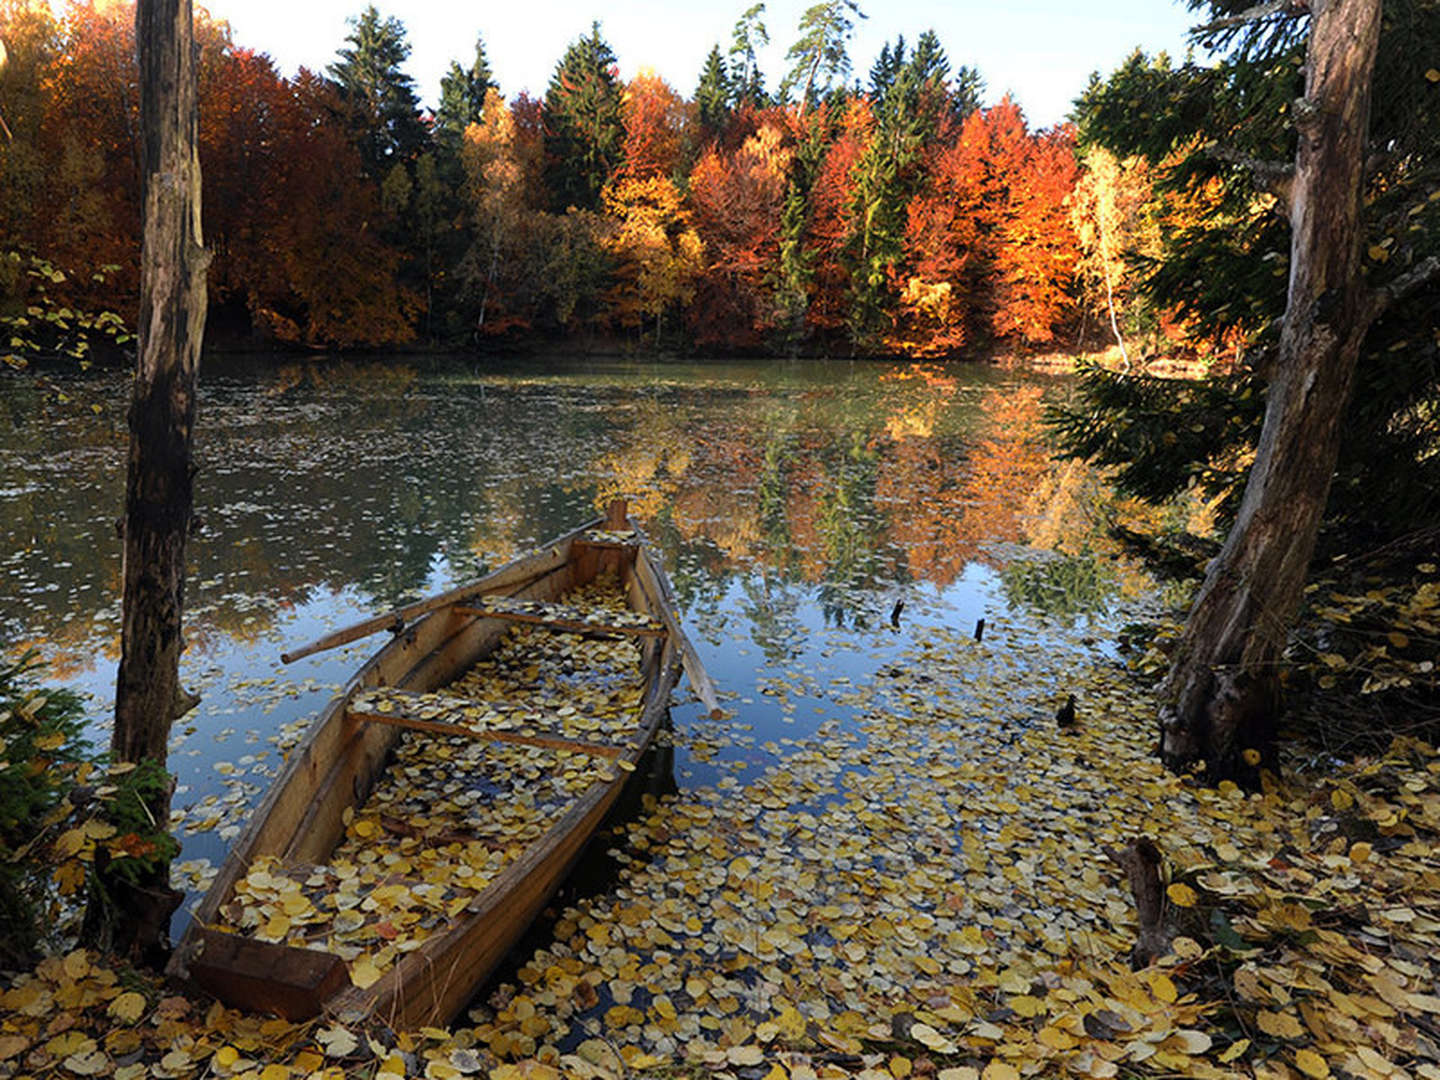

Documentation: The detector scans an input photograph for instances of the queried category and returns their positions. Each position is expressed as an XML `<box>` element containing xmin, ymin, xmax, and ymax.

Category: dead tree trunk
<box><xmin>1158</xmin><ymin>0</ymin><xmax>1380</xmax><ymax>784</ymax></box>
<box><xmin>104</xmin><ymin>0</ymin><xmax>208</xmax><ymax>959</ymax></box>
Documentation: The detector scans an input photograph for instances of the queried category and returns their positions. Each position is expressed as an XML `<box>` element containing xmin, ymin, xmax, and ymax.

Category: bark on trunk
<box><xmin>1158</xmin><ymin>0</ymin><xmax>1381</xmax><ymax>784</ymax></box>
<box><xmin>104</xmin><ymin>0</ymin><xmax>207</xmax><ymax>957</ymax></box>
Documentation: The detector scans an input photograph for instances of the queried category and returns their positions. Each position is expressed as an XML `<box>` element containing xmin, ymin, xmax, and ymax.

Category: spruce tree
<box><xmin>695</xmin><ymin>45</ymin><xmax>731</xmax><ymax>136</ymax></box>
<box><xmin>326</xmin><ymin>5</ymin><xmax>426</xmax><ymax>178</ymax></box>
<box><xmin>542</xmin><ymin>22</ymin><xmax>624</xmax><ymax>212</ymax></box>
<box><xmin>435</xmin><ymin>36</ymin><xmax>496</xmax><ymax>150</ymax></box>
<box><xmin>1053</xmin><ymin>0</ymin><xmax>1439</xmax><ymax>782</ymax></box>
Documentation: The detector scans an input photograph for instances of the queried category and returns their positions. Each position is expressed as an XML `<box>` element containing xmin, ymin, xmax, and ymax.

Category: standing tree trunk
<box><xmin>1158</xmin><ymin>0</ymin><xmax>1381</xmax><ymax>784</ymax></box>
<box><xmin>103</xmin><ymin>0</ymin><xmax>208</xmax><ymax>959</ymax></box>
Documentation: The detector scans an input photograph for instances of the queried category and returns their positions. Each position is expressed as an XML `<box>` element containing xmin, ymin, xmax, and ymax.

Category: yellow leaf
<box><xmin>259</xmin><ymin>1065</ymin><xmax>291</xmax><ymax>1080</ymax></box>
<box><xmin>1387</xmin><ymin>631</ymin><xmax>1409</xmax><ymax>648</ymax></box>
<box><xmin>214</xmin><ymin>1046</ymin><xmax>240</xmax><ymax>1069</ymax></box>
<box><xmin>890</xmin><ymin>1055</ymin><xmax>913</xmax><ymax>1078</ymax></box>
<box><xmin>1218</xmin><ymin>1039</ymin><xmax>1250</xmax><ymax>1063</ymax></box>
<box><xmin>1349</xmin><ymin>841</ymin><xmax>1373</xmax><ymax>864</ymax></box>
<box><xmin>1426</xmin><ymin>68</ymin><xmax>1440</xmax><ymax>82</ymax></box>
<box><xmin>349</xmin><ymin>957</ymin><xmax>383</xmax><ymax>989</ymax></box>
<box><xmin>1009</xmin><ymin>994</ymin><xmax>1045</xmax><ymax>1018</ymax></box>
<box><xmin>1295</xmin><ymin>1049</ymin><xmax>1330</xmax><ymax>1079</ymax></box>
<box><xmin>981</xmin><ymin>1062</ymin><xmax>1020</xmax><ymax>1080</ymax></box>
<box><xmin>1331</xmin><ymin>788</ymin><xmax>1354</xmax><ymax>810</ymax></box>
<box><xmin>1257</xmin><ymin>1010</ymin><xmax>1305</xmax><ymax>1039</ymax></box>
<box><xmin>727</xmin><ymin>1045</ymin><xmax>764</xmax><ymax>1066</ymax></box>
<box><xmin>1149</xmin><ymin>973</ymin><xmax>1178</xmax><ymax>1004</ymax></box>
<box><xmin>107</xmin><ymin>991</ymin><xmax>147</xmax><ymax>1023</ymax></box>
<box><xmin>1166</xmin><ymin>883</ymin><xmax>1198</xmax><ymax>908</ymax></box>
<box><xmin>911</xmin><ymin>1023</ymin><xmax>959</xmax><ymax>1054</ymax></box>
<box><xmin>1367</xmin><ymin>245</ymin><xmax>1390</xmax><ymax>263</ymax></box>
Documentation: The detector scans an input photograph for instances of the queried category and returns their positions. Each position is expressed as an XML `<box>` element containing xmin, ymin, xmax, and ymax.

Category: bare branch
<box><xmin>1203</xmin><ymin>143</ymin><xmax>1295</xmax><ymax>210</ymax></box>
<box><xmin>1367</xmin><ymin>255</ymin><xmax>1440</xmax><ymax>323</ymax></box>
<box><xmin>1193</xmin><ymin>0</ymin><xmax>1309</xmax><ymax>34</ymax></box>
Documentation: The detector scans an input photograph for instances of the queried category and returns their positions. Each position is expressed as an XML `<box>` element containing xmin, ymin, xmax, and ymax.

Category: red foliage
<box><xmin>804</xmin><ymin>99</ymin><xmax>871</xmax><ymax>333</ymax></box>
<box><xmin>620</xmin><ymin>72</ymin><xmax>689</xmax><ymax>179</ymax></box>
<box><xmin>686</xmin><ymin>118</ymin><xmax>792</xmax><ymax>347</ymax></box>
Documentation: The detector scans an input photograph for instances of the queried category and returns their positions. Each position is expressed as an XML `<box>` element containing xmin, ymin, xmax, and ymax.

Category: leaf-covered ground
<box><xmin>4</xmin><ymin>606</ymin><xmax>1440</xmax><ymax>1080</ymax></box>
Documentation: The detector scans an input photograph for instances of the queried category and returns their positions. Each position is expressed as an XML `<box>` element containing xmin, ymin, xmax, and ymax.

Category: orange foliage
<box><xmin>805</xmin><ymin>99</ymin><xmax>871</xmax><ymax>333</ymax></box>
<box><xmin>620</xmin><ymin>71</ymin><xmax>689</xmax><ymax>180</ymax></box>
<box><xmin>686</xmin><ymin>118</ymin><xmax>792</xmax><ymax>347</ymax></box>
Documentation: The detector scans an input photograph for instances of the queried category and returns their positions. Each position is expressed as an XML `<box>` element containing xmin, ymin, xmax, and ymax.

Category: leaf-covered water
<box><xmin>0</xmin><ymin>356</ymin><xmax>1152</xmax><ymax>914</ymax></box>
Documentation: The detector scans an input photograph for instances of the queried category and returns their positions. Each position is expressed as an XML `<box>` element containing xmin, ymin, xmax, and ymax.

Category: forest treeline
<box><xmin>1</xmin><ymin>0</ymin><xmax>1207</xmax><ymax>359</ymax></box>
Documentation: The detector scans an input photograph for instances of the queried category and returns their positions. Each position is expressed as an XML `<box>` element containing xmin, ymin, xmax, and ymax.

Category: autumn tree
<box><xmin>543</xmin><ymin>22</ymin><xmax>624</xmax><ymax>211</ymax></box>
<box><xmin>1069</xmin><ymin>145</ymin><xmax>1157</xmax><ymax>363</ymax></box>
<box><xmin>620</xmin><ymin>70</ymin><xmax>689</xmax><ymax>180</ymax></box>
<box><xmin>602</xmin><ymin>174</ymin><xmax>704</xmax><ymax>345</ymax></box>
<box><xmin>687</xmin><ymin>118</ymin><xmax>792</xmax><ymax>346</ymax></box>
<box><xmin>989</xmin><ymin>123</ymin><xmax>1079</xmax><ymax>346</ymax></box>
<box><xmin>458</xmin><ymin>88</ymin><xmax>532</xmax><ymax>335</ymax></box>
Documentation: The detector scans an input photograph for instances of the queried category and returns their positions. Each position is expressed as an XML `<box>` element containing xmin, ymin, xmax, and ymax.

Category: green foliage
<box><xmin>1</xmin><ymin>252</ymin><xmax>130</xmax><ymax>371</ymax></box>
<box><xmin>543</xmin><ymin>23</ymin><xmax>624</xmax><ymax>213</ymax></box>
<box><xmin>781</xmin><ymin>0</ymin><xmax>866</xmax><ymax>112</ymax></box>
<box><xmin>695</xmin><ymin>45</ymin><xmax>731</xmax><ymax>135</ymax></box>
<box><xmin>326</xmin><ymin>5</ymin><xmax>427</xmax><ymax>179</ymax></box>
<box><xmin>435</xmin><ymin>35</ymin><xmax>496</xmax><ymax>151</ymax></box>
<box><xmin>728</xmin><ymin>2</ymin><xmax>770</xmax><ymax>108</ymax></box>
<box><xmin>0</xmin><ymin>653</ymin><xmax>89</xmax><ymax>966</ymax></box>
<box><xmin>95</xmin><ymin>760</ymin><xmax>180</xmax><ymax>889</ymax></box>
<box><xmin>1057</xmin><ymin>3</ymin><xmax>1440</xmax><ymax>548</ymax></box>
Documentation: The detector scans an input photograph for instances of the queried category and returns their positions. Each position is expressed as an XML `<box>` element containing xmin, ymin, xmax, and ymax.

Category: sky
<box><xmin>202</xmin><ymin>0</ymin><xmax>1203</xmax><ymax>130</ymax></box>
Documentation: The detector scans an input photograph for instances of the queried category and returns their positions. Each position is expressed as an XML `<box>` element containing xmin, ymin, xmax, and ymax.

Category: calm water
<box><xmin>1</xmin><ymin>355</ymin><xmax>1150</xmax><ymax>908</ymax></box>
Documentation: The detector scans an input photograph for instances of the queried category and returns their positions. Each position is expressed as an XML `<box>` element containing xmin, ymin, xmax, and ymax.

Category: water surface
<box><xmin>1</xmin><ymin>355</ymin><xmax>1151</xmax><ymax>905</ymax></box>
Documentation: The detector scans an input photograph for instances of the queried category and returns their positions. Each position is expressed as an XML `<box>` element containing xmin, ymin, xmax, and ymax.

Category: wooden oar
<box><xmin>278</xmin><ymin>521</ymin><xmax>600</xmax><ymax>664</ymax></box>
<box><xmin>633</xmin><ymin>542</ymin><xmax>724</xmax><ymax>719</ymax></box>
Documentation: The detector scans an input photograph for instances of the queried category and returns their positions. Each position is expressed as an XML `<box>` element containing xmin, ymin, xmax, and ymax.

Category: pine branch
<box><xmin>1203</xmin><ymin>143</ymin><xmax>1295</xmax><ymax>210</ymax></box>
<box><xmin>1367</xmin><ymin>255</ymin><xmax>1440</xmax><ymax>323</ymax></box>
<box><xmin>1193</xmin><ymin>0</ymin><xmax>1310</xmax><ymax>34</ymax></box>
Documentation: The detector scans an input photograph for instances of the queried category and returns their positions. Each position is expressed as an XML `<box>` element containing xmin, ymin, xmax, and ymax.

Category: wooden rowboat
<box><xmin>167</xmin><ymin>501</ymin><xmax>717</xmax><ymax>1028</ymax></box>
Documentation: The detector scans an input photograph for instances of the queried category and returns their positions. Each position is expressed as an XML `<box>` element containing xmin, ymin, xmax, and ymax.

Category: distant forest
<box><xmin>0</xmin><ymin>1</ymin><xmax>1213</xmax><ymax>359</ymax></box>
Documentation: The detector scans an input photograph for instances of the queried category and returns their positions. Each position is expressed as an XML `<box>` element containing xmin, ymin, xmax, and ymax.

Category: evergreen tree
<box><xmin>781</xmin><ymin>0</ymin><xmax>866</xmax><ymax>115</ymax></box>
<box><xmin>542</xmin><ymin>22</ymin><xmax>624</xmax><ymax>212</ymax></box>
<box><xmin>326</xmin><ymin>5</ymin><xmax>427</xmax><ymax>178</ymax></box>
<box><xmin>695</xmin><ymin>44</ymin><xmax>731</xmax><ymax>136</ymax></box>
<box><xmin>1053</xmin><ymin>1</ymin><xmax>1439</xmax><ymax>781</ymax></box>
<box><xmin>729</xmin><ymin>2</ymin><xmax>769</xmax><ymax>107</ymax></box>
<box><xmin>867</xmin><ymin>36</ymin><xmax>905</xmax><ymax>100</ymax></box>
<box><xmin>951</xmin><ymin>64</ymin><xmax>985</xmax><ymax>121</ymax></box>
<box><xmin>846</xmin><ymin>29</ymin><xmax>955</xmax><ymax>345</ymax></box>
<box><xmin>435</xmin><ymin>36</ymin><xmax>496</xmax><ymax>150</ymax></box>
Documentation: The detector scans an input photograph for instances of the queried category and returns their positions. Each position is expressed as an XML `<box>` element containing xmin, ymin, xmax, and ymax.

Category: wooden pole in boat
<box><xmin>277</xmin><ymin>526</ymin><xmax>587</xmax><ymax>664</ymax></box>
<box><xmin>605</xmin><ymin>497</ymin><xmax>628</xmax><ymax>529</ymax></box>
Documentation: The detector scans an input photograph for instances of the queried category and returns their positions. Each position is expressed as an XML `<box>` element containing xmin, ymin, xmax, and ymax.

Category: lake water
<box><xmin>0</xmin><ymin>355</ymin><xmax>1156</xmax><ymax>918</ymax></box>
